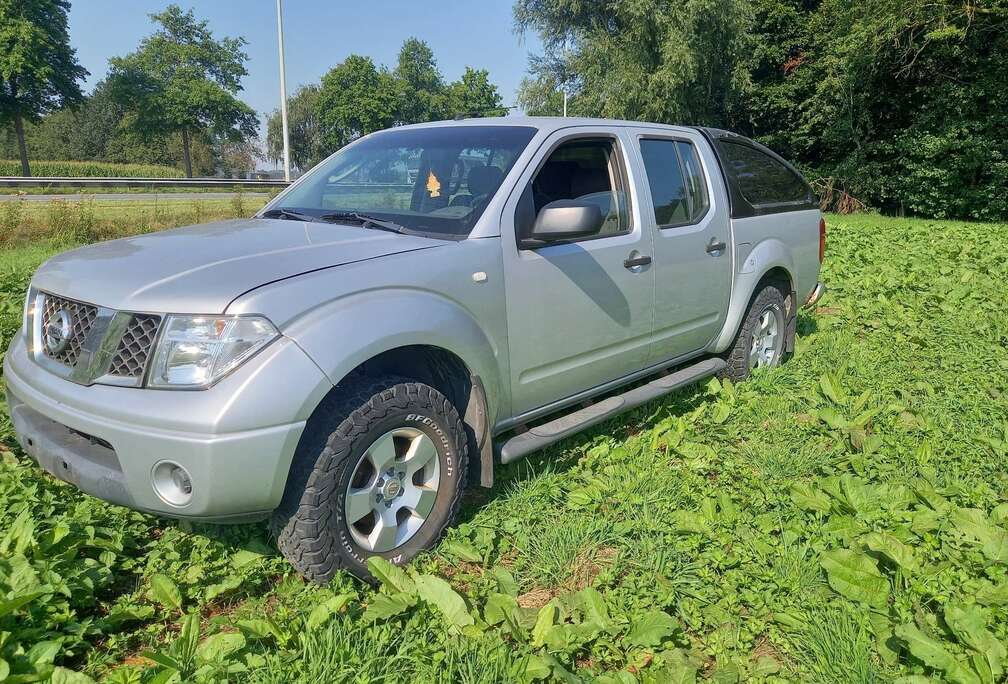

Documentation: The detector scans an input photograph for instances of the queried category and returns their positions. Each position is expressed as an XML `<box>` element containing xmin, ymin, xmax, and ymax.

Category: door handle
<box><xmin>706</xmin><ymin>239</ymin><xmax>727</xmax><ymax>255</ymax></box>
<box><xmin>624</xmin><ymin>255</ymin><xmax>652</xmax><ymax>269</ymax></box>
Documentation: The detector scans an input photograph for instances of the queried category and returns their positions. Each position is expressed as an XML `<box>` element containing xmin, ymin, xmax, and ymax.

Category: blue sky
<box><xmin>68</xmin><ymin>1</ymin><xmax>542</xmax><ymax>123</ymax></box>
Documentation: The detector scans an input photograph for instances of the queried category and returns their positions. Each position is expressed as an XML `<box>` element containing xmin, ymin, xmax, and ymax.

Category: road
<box><xmin>3</xmin><ymin>192</ymin><xmax>271</xmax><ymax>202</ymax></box>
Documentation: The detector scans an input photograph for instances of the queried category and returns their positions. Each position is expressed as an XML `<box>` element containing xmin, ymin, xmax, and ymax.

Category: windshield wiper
<box><xmin>260</xmin><ymin>208</ymin><xmax>321</xmax><ymax>223</ymax></box>
<box><xmin>320</xmin><ymin>211</ymin><xmax>412</xmax><ymax>235</ymax></box>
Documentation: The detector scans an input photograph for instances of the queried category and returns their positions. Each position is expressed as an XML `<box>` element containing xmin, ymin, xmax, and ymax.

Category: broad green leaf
<box><xmin>862</xmin><ymin>531</ymin><xmax>918</xmax><ymax>572</ymax></box>
<box><xmin>531</xmin><ymin>600</ymin><xmax>558</xmax><ymax>648</ymax></box>
<box><xmin>440</xmin><ymin>539</ymin><xmax>483</xmax><ymax>562</ymax></box>
<box><xmin>203</xmin><ymin>575</ymin><xmax>243</xmax><ymax>602</ymax></box>
<box><xmin>790</xmin><ymin>482</ymin><xmax>832</xmax><ymax>513</ymax></box>
<box><xmin>306</xmin><ymin>594</ymin><xmax>354</xmax><ymax>629</ymax></box>
<box><xmin>176</xmin><ymin>612</ymin><xmax>201</xmax><ymax>663</ymax></box>
<box><xmin>230</xmin><ymin>548</ymin><xmax>264</xmax><ymax>569</ymax></box>
<box><xmin>819</xmin><ymin>374</ymin><xmax>847</xmax><ymax>405</ymax></box>
<box><xmin>896</xmin><ymin>624</ymin><xmax>981</xmax><ymax>684</ymax></box>
<box><xmin>141</xmin><ymin>650</ymin><xmax>182</xmax><ymax>672</ymax></box>
<box><xmin>489</xmin><ymin>566</ymin><xmax>518</xmax><ymax>597</ymax></box>
<box><xmin>944</xmin><ymin>603</ymin><xmax>1005</xmax><ymax>680</ymax></box>
<box><xmin>483</xmin><ymin>592</ymin><xmax>519</xmax><ymax>626</ymax></box>
<box><xmin>577</xmin><ymin>587</ymin><xmax>613</xmax><ymax>631</ymax></box>
<box><xmin>414</xmin><ymin>574</ymin><xmax>474</xmax><ymax>630</ymax></box>
<box><xmin>523</xmin><ymin>654</ymin><xmax>552</xmax><ymax>681</ymax></box>
<box><xmin>627</xmin><ymin>610</ymin><xmax>680</xmax><ymax>647</ymax></box>
<box><xmin>366</xmin><ymin>556</ymin><xmax>416</xmax><ymax>595</ymax></box>
<box><xmin>819</xmin><ymin>548</ymin><xmax>890</xmax><ymax>608</ymax></box>
<box><xmin>976</xmin><ymin>582</ymin><xmax>1008</xmax><ymax>606</ymax></box>
<box><xmin>148</xmin><ymin>574</ymin><xmax>183</xmax><ymax>611</ymax></box>
<box><xmin>236</xmin><ymin>619</ymin><xmax>274</xmax><ymax>640</ymax></box>
<box><xmin>195</xmin><ymin>631</ymin><xmax>246</xmax><ymax>663</ymax></box>
<box><xmin>26</xmin><ymin>640</ymin><xmax>60</xmax><ymax>666</ymax></box>
<box><xmin>0</xmin><ymin>590</ymin><xmax>47</xmax><ymax>618</ymax></box>
<box><xmin>362</xmin><ymin>591</ymin><xmax>417</xmax><ymax>622</ymax></box>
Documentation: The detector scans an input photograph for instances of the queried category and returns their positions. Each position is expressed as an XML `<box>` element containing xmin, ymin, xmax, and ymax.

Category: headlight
<box><xmin>147</xmin><ymin>315</ymin><xmax>278</xmax><ymax>389</ymax></box>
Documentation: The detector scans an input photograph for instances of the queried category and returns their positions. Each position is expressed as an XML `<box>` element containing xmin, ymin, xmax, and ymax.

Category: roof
<box><xmin>396</xmin><ymin>115</ymin><xmax>696</xmax><ymax>136</ymax></box>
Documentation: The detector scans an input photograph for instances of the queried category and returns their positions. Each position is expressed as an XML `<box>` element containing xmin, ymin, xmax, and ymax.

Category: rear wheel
<box><xmin>720</xmin><ymin>282</ymin><xmax>790</xmax><ymax>382</ymax></box>
<box><xmin>271</xmin><ymin>376</ymin><xmax>468</xmax><ymax>583</ymax></box>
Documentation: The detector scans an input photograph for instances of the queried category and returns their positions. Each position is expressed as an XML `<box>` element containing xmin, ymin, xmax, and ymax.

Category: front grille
<box><xmin>107</xmin><ymin>314</ymin><xmax>162</xmax><ymax>378</ymax></box>
<box><xmin>40</xmin><ymin>293</ymin><xmax>98</xmax><ymax>367</ymax></box>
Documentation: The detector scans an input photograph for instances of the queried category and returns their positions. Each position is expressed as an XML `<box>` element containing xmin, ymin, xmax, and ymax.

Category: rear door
<box><xmin>500</xmin><ymin>128</ymin><xmax>655</xmax><ymax>417</ymax></box>
<box><xmin>629</xmin><ymin>130</ymin><xmax>733</xmax><ymax>362</ymax></box>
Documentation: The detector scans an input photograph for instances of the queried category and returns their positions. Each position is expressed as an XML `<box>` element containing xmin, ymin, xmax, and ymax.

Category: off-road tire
<box><xmin>271</xmin><ymin>375</ymin><xmax>468</xmax><ymax>583</ymax></box>
<box><xmin>719</xmin><ymin>281</ymin><xmax>791</xmax><ymax>383</ymax></box>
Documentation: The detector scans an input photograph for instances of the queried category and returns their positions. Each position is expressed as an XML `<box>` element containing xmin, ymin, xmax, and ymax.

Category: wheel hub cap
<box><xmin>749</xmin><ymin>306</ymin><xmax>781</xmax><ymax>368</ymax></box>
<box><xmin>344</xmin><ymin>427</ymin><xmax>441</xmax><ymax>553</ymax></box>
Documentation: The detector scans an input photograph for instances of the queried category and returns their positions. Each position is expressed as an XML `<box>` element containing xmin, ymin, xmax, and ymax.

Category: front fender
<box><xmin>711</xmin><ymin>238</ymin><xmax>795</xmax><ymax>353</ymax></box>
<box><xmin>280</xmin><ymin>288</ymin><xmax>504</xmax><ymax>423</ymax></box>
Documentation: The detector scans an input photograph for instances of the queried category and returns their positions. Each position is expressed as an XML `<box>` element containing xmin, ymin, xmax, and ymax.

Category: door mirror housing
<box><xmin>529</xmin><ymin>200</ymin><xmax>605</xmax><ymax>244</ymax></box>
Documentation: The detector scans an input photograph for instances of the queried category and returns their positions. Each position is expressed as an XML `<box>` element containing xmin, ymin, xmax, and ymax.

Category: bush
<box><xmin>0</xmin><ymin>160</ymin><xmax>183</xmax><ymax>178</ymax></box>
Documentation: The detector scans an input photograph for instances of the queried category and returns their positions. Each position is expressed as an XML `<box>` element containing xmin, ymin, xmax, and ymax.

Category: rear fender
<box><xmin>711</xmin><ymin>238</ymin><xmax>795</xmax><ymax>353</ymax></box>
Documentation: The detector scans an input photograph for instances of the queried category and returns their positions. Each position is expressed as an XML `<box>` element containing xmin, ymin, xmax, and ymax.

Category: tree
<box><xmin>741</xmin><ymin>0</ymin><xmax>1008</xmax><ymax>219</ymax></box>
<box><xmin>0</xmin><ymin>0</ymin><xmax>87</xmax><ymax>176</ymax></box>
<box><xmin>446</xmin><ymin>68</ymin><xmax>507</xmax><ymax>118</ymax></box>
<box><xmin>316</xmin><ymin>55</ymin><xmax>398</xmax><ymax>151</ymax></box>
<box><xmin>266</xmin><ymin>84</ymin><xmax>326</xmax><ymax>172</ymax></box>
<box><xmin>514</xmin><ymin>0</ymin><xmax>753</xmax><ymax>126</ymax></box>
<box><xmin>107</xmin><ymin>4</ymin><xmax>258</xmax><ymax>177</ymax></box>
<box><xmin>394</xmin><ymin>38</ymin><xmax>447</xmax><ymax>124</ymax></box>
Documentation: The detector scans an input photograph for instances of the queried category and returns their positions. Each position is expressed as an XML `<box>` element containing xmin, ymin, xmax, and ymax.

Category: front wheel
<box><xmin>271</xmin><ymin>376</ymin><xmax>468</xmax><ymax>583</ymax></box>
<box><xmin>720</xmin><ymin>282</ymin><xmax>790</xmax><ymax>382</ymax></box>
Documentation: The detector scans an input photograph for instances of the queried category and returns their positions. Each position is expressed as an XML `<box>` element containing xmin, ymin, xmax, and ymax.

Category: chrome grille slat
<box><xmin>40</xmin><ymin>293</ymin><xmax>98</xmax><ymax>367</ymax></box>
<box><xmin>107</xmin><ymin>314</ymin><xmax>162</xmax><ymax>378</ymax></box>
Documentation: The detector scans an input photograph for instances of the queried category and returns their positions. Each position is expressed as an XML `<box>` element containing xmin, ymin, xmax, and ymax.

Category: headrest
<box><xmin>467</xmin><ymin>165</ymin><xmax>504</xmax><ymax>196</ymax></box>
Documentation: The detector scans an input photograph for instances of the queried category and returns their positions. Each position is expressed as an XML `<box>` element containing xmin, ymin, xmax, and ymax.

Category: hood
<box><xmin>31</xmin><ymin>218</ymin><xmax>447</xmax><ymax>314</ymax></box>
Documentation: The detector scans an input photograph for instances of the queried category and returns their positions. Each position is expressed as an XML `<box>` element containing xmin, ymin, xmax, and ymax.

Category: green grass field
<box><xmin>0</xmin><ymin>212</ymin><xmax>1006</xmax><ymax>683</ymax></box>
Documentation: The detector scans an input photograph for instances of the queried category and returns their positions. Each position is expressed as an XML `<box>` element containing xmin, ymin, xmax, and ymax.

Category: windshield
<box><xmin>268</xmin><ymin>125</ymin><xmax>538</xmax><ymax>238</ymax></box>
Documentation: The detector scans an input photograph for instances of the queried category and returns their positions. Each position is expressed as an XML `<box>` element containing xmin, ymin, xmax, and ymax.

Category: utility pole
<box><xmin>276</xmin><ymin>0</ymin><xmax>291</xmax><ymax>182</ymax></box>
<box><xmin>563</xmin><ymin>88</ymin><xmax>567</xmax><ymax>117</ymax></box>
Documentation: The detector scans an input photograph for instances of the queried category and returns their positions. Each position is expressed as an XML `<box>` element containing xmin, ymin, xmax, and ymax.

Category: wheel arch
<box><xmin>298</xmin><ymin>344</ymin><xmax>495</xmax><ymax>490</ymax></box>
<box><xmin>711</xmin><ymin>238</ymin><xmax>797</xmax><ymax>354</ymax></box>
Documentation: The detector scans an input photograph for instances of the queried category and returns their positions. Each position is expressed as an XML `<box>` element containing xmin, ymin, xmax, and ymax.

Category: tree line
<box><xmin>264</xmin><ymin>39</ymin><xmax>507</xmax><ymax>173</ymax></box>
<box><xmin>0</xmin><ymin>2</ymin><xmax>507</xmax><ymax>179</ymax></box>
<box><xmin>516</xmin><ymin>0</ymin><xmax>1007</xmax><ymax>221</ymax></box>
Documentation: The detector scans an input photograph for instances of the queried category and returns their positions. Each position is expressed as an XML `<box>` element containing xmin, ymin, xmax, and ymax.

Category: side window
<box><xmin>530</xmin><ymin>138</ymin><xmax>630</xmax><ymax>237</ymax></box>
<box><xmin>640</xmin><ymin>139</ymin><xmax>688</xmax><ymax>226</ymax></box>
<box><xmin>639</xmin><ymin>138</ymin><xmax>711</xmax><ymax>227</ymax></box>
<box><xmin>720</xmin><ymin>141</ymin><xmax>809</xmax><ymax>206</ymax></box>
<box><xmin>676</xmin><ymin>141</ymin><xmax>710</xmax><ymax>222</ymax></box>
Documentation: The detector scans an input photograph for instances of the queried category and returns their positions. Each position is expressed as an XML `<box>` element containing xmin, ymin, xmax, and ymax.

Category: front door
<box><xmin>501</xmin><ymin>131</ymin><xmax>654</xmax><ymax>417</ymax></box>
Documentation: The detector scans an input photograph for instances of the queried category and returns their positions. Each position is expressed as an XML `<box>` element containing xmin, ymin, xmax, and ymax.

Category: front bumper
<box><xmin>3</xmin><ymin>331</ymin><xmax>331</xmax><ymax>521</ymax></box>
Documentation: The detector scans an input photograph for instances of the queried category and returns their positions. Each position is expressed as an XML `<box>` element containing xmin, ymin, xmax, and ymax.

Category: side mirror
<box><xmin>530</xmin><ymin>199</ymin><xmax>604</xmax><ymax>243</ymax></box>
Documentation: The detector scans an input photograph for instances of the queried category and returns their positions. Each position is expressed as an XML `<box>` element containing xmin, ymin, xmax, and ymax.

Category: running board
<box><xmin>497</xmin><ymin>357</ymin><xmax>726</xmax><ymax>464</ymax></box>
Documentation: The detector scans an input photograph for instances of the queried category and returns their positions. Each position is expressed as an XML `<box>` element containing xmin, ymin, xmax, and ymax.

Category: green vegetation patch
<box><xmin>0</xmin><ymin>213</ymin><xmax>1006</xmax><ymax>682</ymax></box>
<box><xmin>0</xmin><ymin>160</ymin><xmax>183</xmax><ymax>179</ymax></box>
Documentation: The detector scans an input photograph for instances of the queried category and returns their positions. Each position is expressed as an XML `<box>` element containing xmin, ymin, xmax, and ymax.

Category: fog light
<box><xmin>152</xmin><ymin>461</ymin><xmax>193</xmax><ymax>507</ymax></box>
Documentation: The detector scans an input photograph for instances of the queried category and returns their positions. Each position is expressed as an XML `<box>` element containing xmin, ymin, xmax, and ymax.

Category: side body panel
<box><xmin>710</xmin><ymin>210</ymin><xmax>821</xmax><ymax>353</ymax></box>
<box><xmin>622</xmin><ymin>127</ymin><xmax>734</xmax><ymax>363</ymax></box>
<box><xmin>227</xmin><ymin>238</ymin><xmax>511</xmax><ymax>428</ymax></box>
<box><xmin>496</xmin><ymin>126</ymin><xmax>656</xmax><ymax>416</ymax></box>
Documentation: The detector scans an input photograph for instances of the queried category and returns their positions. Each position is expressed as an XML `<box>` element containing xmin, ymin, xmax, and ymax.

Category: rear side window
<box><xmin>720</xmin><ymin>141</ymin><xmax>809</xmax><ymax>206</ymax></box>
<box><xmin>639</xmin><ymin>139</ymin><xmax>710</xmax><ymax>227</ymax></box>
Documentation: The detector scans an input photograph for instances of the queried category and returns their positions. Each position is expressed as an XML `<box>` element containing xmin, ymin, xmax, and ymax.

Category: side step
<box><xmin>497</xmin><ymin>357</ymin><xmax>726</xmax><ymax>464</ymax></box>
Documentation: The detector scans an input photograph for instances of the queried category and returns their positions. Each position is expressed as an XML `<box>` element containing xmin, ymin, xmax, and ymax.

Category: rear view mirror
<box><xmin>530</xmin><ymin>200</ymin><xmax>604</xmax><ymax>243</ymax></box>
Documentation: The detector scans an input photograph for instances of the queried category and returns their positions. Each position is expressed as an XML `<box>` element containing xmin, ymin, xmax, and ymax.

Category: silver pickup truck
<box><xmin>4</xmin><ymin>118</ymin><xmax>824</xmax><ymax>581</ymax></box>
